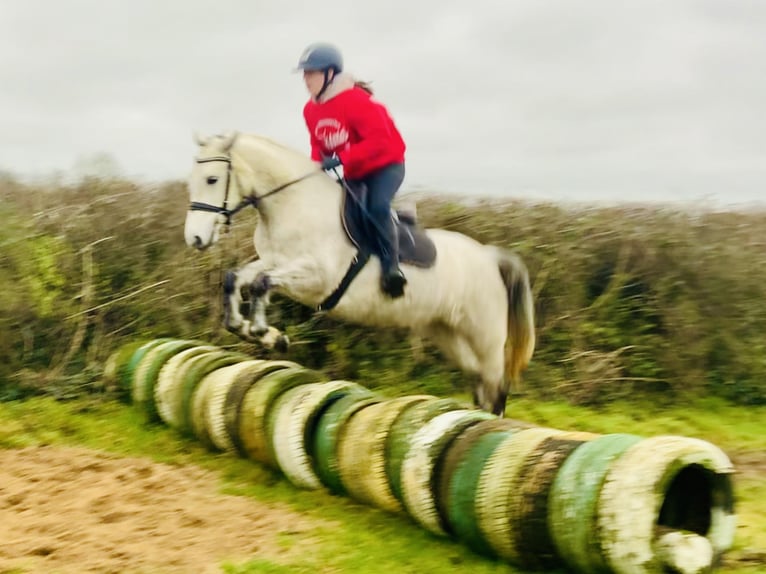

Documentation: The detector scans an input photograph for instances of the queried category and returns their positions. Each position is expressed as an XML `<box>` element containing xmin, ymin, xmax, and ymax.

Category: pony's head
<box><xmin>186</xmin><ymin>130</ymin><xmax>339</xmax><ymax>251</ymax></box>
<box><xmin>185</xmin><ymin>131</ymin><xmax>244</xmax><ymax>250</ymax></box>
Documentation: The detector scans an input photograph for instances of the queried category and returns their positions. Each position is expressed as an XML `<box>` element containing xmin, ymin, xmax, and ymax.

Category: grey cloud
<box><xmin>1</xmin><ymin>1</ymin><xmax>764</xmax><ymax>206</ymax></box>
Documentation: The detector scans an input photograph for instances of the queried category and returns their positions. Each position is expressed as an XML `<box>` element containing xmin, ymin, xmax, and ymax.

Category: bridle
<box><xmin>188</xmin><ymin>155</ymin><xmax>319</xmax><ymax>225</ymax></box>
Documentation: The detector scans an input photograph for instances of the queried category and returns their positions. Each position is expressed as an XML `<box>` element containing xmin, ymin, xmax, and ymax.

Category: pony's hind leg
<box><xmin>475</xmin><ymin>374</ymin><xmax>508</xmax><ymax>417</ymax></box>
<box><xmin>422</xmin><ymin>323</ymin><xmax>509</xmax><ymax>416</ymax></box>
<box><xmin>475</xmin><ymin>343</ymin><xmax>509</xmax><ymax>417</ymax></box>
<box><xmin>422</xmin><ymin>324</ymin><xmax>491</xmax><ymax>412</ymax></box>
<box><xmin>248</xmin><ymin>272</ymin><xmax>289</xmax><ymax>352</ymax></box>
<box><xmin>421</xmin><ymin>323</ymin><xmax>480</xmax><ymax>373</ymax></box>
<box><xmin>222</xmin><ymin>268</ymin><xmax>245</xmax><ymax>332</ymax></box>
<box><xmin>223</xmin><ymin>259</ymin><xmax>266</xmax><ymax>334</ymax></box>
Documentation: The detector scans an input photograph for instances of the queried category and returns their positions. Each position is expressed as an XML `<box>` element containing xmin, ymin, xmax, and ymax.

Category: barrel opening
<box><xmin>658</xmin><ymin>463</ymin><xmax>714</xmax><ymax>535</ymax></box>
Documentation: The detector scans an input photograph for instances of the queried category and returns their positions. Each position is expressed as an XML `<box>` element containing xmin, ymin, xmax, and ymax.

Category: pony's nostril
<box><xmin>194</xmin><ymin>236</ymin><xmax>203</xmax><ymax>248</ymax></box>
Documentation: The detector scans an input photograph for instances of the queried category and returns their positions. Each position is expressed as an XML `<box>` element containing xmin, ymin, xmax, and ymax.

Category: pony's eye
<box><xmin>206</xmin><ymin>176</ymin><xmax>219</xmax><ymax>185</ymax></box>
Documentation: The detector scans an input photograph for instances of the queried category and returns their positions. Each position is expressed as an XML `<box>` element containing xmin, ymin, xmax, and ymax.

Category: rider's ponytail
<box><xmin>354</xmin><ymin>80</ymin><xmax>374</xmax><ymax>95</ymax></box>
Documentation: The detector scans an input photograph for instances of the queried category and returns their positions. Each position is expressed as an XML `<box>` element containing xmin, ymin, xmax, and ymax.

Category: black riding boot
<box><xmin>379</xmin><ymin>216</ymin><xmax>407</xmax><ymax>298</ymax></box>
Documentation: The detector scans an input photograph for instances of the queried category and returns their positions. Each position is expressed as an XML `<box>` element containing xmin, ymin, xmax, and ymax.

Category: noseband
<box><xmin>188</xmin><ymin>155</ymin><xmax>319</xmax><ymax>225</ymax></box>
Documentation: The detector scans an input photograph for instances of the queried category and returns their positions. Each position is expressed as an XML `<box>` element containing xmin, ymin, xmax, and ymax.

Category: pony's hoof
<box><xmin>248</xmin><ymin>324</ymin><xmax>268</xmax><ymax>338</ymax></box>
<box><xmin>259</xmin><ymin>326</ymin><xmax>287</xmax><ymax>351</ymax></box>
<box><xmin>225</xmin><ymin>318</ymin><xmax>243</xmax><ymax>334</ymax></box>
<box><xmin>275</xmin><ymin>334</ymin><xmax>290</xmax><ymax>353</ymax></box>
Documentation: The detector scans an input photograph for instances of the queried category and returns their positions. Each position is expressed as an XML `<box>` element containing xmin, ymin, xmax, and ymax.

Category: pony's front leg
<box><xmin>222</xmin><ymin>259</ymin><xmax>272</xmax><ymax>340</ymax></box>
<box><xmin>247</xmin><ymin>273</ymin><xmax>289</xmax><ymax>352</ymax></box>
<box><xmin>245</xmin><ymin>256</ymin><xmax>327</xmax><ymax>351</ymax></box>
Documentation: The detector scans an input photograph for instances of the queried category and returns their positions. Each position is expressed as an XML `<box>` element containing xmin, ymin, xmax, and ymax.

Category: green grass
<box><xmin>222</xmin><ymin>560</ymin><xmax>314</xmax><ymax>574</ymax></box>
<box><xmin>1</xmin><ymin>395</ymin><xmax>764</xmax><ymax>573</ymax></box>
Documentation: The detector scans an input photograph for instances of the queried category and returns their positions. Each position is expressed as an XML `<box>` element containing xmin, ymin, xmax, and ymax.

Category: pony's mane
<box><xmin>198</xmin><ymin>132</ymin><xmax>335</xmax><ymax>195</ymax></box>
<box><xmin>234</xmin><ymin>133</ymin><xmax>318</xmax><ymax>185</ymax></box>
<box><xmin>240</xmin><ymin>133</ymin><xmax>314</xmax><ymax>165</ymax></box>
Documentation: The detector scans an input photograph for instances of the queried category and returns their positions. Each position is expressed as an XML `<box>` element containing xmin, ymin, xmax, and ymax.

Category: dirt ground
<box><xmin>0</xmin><ymin>445</ymin><xmax>762</xmax><ymax>574</ymax></box>
<box><xmin>0</xmin><ymin>446</ymin><xmax>324</xmax><ymax>574</ymax></box>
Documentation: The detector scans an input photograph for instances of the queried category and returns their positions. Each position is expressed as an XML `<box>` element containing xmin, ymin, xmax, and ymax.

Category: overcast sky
<box><xmin>2</xmin><ymin>1</ymin><xmax>765</xmax><ymax>206</ymax></box>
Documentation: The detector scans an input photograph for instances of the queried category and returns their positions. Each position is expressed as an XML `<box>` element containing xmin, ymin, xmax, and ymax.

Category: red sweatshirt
<box><xmin>303</xmin><ymin>74</ymin><xmax>406</xmax><ymax>180</ymax></box>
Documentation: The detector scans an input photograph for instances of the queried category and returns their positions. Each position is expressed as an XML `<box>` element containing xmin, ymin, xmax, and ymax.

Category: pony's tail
<box><xmin>495</xmin><ymin>248</ymin><xmax>536</xmax><ymax>394</ymax></box>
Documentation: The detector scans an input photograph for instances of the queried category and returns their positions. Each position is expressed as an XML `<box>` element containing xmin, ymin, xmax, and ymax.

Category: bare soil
<box><xmin>0</xmin><ymin>445</ymin><xmax>762</xmax><ymax>573</ymax></box>
<box><xmin>0</xmin><ymin>446</ymin><xmax>325</xmax><ymax>574</ymax></box>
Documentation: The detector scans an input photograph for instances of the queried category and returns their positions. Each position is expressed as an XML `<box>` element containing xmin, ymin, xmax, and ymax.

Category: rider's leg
<box><xmin>364</xmin><ymin>163</ymin><xmax>407</xmax><ymax>298</ymax></box>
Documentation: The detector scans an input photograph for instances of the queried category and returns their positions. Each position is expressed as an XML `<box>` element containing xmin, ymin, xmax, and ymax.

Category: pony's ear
<box><xmin>220</xmin><ymin>130</ymin><xmax>239</xmax><ymax>152</ymax></box>
<box><xmin>193</xmin><ymin>131</ymin><xmax>209</xmax><ymax>147</ymax></box>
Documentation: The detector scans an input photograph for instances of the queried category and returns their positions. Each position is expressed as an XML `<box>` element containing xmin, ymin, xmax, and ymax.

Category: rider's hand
<box><xmin>320</xmin><ymin>154</ymin><xmax>342</xmax><ymax>171</ymax></box>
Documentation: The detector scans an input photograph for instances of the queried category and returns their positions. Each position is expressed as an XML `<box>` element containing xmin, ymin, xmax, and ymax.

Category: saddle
<box><xmin>316</xmin><ymin>180</ymin><xmax>437</xmax><ymax>312</ymax></box>
<box><xmin>340</xmin><ymin>181</ymin><xmax>437</xmax><ymax>268</ymax></box>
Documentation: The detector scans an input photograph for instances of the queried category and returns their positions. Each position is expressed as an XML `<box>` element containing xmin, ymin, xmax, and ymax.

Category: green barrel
<box><xmin>512</xmin><ymin>431</ymin><xmax>595</xmax><ymax>570</ymax></box>
<box><xmin>178</xmin><ymin>351</ymin><xmax>249</xmax><ymax>436</ymax></box>
<box><xmin>268</xmin><ymin>380</ymin><xmax>366</xmax><ymax>490</ymax></box>
<box><xmin>154</xmin><ymin>345</ymin><xmax>221</xmax><ymax>427</ymax></box>
<box><xmin>223</xmin><ymin>360</ymin><xmax>300</xmax><ymax>457</ymax></box>
<box><xmin>475</xmin><ymin>427</ymin><xmax>563</xmax><ymax>563</ymax></box>
<box><xmin>203</xmin><ymin>360</ymin><xmax>267</xmax><ymax>452</ymax></box>
<box><xmin>444</xmin><ymin>422</ymin><xmax>519</xmax><ymax>556</ymax></box>
<box><xmin>338</xmin><ymin>396</ymin><xmax>432</xmax><ymax>513</ymax></box>
<box><xmin>237</xmin><ymin>366</ymin><xmax>326</xmax><ymax>468</ymax></box>
<box><xmin>121</xmin><ymin>338</ymin><xmax>172</xmax><ymax>401</ymax></box>
<box><xmin>386</xmin><ymin>397</ymin><xmax>465</xmax><ymax>503</ymax></box>
<box><xmin>312</xmin><ymin>393</ymin><xmax>380</xmax><ymax>495</ymax></box>
<box><xmin>400</xmin><ymin>409</ymin><xmax>496</xmax><ymax>535</ymax></box>
<box><xmin>131</xmin><ymin>339</ymin><xmax>203</xmax><ymax>422</ymax></box>
<box><xmin>549</xmin><ymin>433</ymin><xmax>643</xmax><ymax>574</ymax></box>
<box><xmin>597</xmin><ymin>435</ymin><xmax>735</xmax><ymax>574</ymax></box>
<box><xmin>101</xmin><ymin>339</ymin><xmax>147</xmax><ymax>395</ymax></box>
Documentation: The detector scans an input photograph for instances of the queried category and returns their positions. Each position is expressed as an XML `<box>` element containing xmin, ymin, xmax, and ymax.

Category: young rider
<box><xmin>296</xmin><ymin>42</ymin><xmax>408</xmax><ymax>298</ymax></box>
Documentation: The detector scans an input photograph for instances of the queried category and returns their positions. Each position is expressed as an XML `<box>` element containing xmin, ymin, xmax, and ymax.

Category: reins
<box><xmin>189</xmin><ymin>155</ymin><xmax>319</xmax><ymax>224</ymax></box>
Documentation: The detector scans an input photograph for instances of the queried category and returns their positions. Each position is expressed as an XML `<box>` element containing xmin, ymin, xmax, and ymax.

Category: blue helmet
<box><xmin>295</xmin><ymin>42</ymin><xmax>343</xmax><ymax>73</ymax></box>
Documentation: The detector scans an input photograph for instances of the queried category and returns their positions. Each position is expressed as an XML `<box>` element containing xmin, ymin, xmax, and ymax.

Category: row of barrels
<box><xmin>103</xmin><ymin>337</ymin><xmax>736</xmax><ymax>573</ymax></box>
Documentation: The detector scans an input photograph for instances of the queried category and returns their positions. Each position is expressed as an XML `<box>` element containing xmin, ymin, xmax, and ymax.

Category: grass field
<box><xmin>1</xmin><ymin>394</ymin><xmax>763</xmax><ymax>573</ymax></box>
